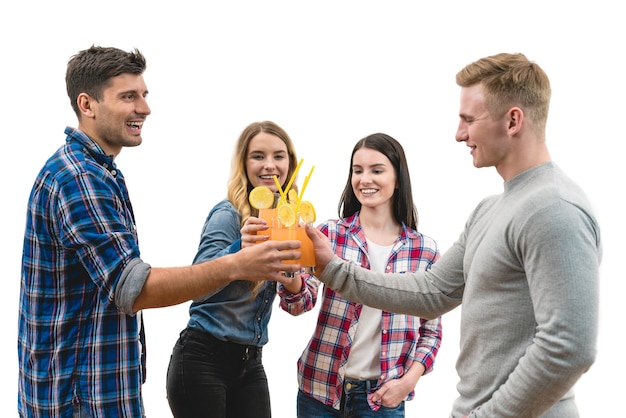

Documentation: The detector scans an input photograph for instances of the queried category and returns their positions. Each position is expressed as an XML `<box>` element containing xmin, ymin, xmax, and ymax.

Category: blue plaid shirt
<box><xmin>18</xmin><ymin>127</ymin><xmax>145</xmax><ymax>417</ymax></box>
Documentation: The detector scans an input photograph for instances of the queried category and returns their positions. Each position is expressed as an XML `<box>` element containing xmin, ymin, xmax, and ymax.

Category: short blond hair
<box><xmin>456</xmin><ymin>53</ymin><xmax>551</xmax><ymax>132</ymax></box>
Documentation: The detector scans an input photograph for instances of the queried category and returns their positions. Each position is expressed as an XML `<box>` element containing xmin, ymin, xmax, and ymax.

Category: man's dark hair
<box><xmin>66</xmin><ymin>45</ymin><xmax>147</xmax><ymax>118</ymax></box>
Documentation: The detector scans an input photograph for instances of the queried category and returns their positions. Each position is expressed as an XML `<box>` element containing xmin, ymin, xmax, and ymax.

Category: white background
<box><xmin>1</xmin><ymin>1</ymin><xmax>623</xmax><ymax>416</ymax></box>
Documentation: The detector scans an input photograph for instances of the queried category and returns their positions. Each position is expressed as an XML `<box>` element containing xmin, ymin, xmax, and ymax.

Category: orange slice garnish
<box><xmin>249</xmin><ymin>186</ymin><xmax>275</xmax><ymax>209</ymax></box>
<box><xmin>277</xmin><ymin>203</ymin><xmax>297</xmax><ymax>227</ymax></box>
<box><xmin>298</xmin><ymin>201</ymin><xmax>316</xmax><ymax>223</ymax></box>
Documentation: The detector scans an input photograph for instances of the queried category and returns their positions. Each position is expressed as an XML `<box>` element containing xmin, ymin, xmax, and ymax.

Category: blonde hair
<box><xmin>226</xmin><ymin>121</ymin><xmax>299</xmax><ymax>295</ymax></box>
<box><xmin>456</xmin><ymin>53</ymin><xmax>551</xmax><ymax>133</ymax></box>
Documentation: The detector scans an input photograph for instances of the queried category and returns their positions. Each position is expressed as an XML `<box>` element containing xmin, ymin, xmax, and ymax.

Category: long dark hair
<box><xmin>338</xmin><ymin>133</ymin><xmax>418</xmax><ymax>230</ymax></box>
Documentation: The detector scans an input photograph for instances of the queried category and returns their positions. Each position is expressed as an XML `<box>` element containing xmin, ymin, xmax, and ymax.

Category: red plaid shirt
<box><xmin>280</xmin><ymin>213</ymin><xmax>442</xmax><ymax>411</ymax></box>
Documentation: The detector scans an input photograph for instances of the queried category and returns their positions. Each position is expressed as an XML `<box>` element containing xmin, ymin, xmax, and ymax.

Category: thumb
<box><xmin>305</xmin><ymin>224</ymin><xmax>334</xmax><ymax>275</ymax></box>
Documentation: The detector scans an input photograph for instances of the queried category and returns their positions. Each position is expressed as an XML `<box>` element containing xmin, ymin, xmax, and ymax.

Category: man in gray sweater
<box><xmin>303</xmin><ymin>53</ymin><xmax>602</xmax><ymax>417</ymax></box>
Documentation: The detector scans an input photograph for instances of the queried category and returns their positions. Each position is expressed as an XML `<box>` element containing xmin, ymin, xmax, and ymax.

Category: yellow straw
<box><xmin>283</xmin><ymin>158</ymin><xmax>303</xmax><ymax>197</ymax></box>
<box><xmin>297</xmin><ymin>165</ymin><xmax>315</xmax><ymax>212</ymax></box>
<box><xmin>272</xmin><ymin>176</ymin><xmax>287</xmax><ymax>204</ymax></box>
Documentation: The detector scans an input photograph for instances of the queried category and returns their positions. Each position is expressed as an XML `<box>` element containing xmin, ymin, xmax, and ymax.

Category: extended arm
<box><xmin>131</xmin><ymin>239</ymin><xmax>301</xmax><ymax>312</ymax></box>
<box><xmin>306</xmin><ymin>224</ymin><xmax>463</xmax><ymax>319</ymax></box>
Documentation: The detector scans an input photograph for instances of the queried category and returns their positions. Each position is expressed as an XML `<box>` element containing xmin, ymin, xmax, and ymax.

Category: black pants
<box><xmin>166</xmin><ymin>328</ymin><xmax>270</xmax><ymax>418</ymax></box>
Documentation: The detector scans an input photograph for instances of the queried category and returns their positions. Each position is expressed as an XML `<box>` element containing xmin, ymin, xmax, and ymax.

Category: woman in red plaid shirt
<box><xmin>290</xmin><ymin>133</ymin><xmax>443</xmax><ymax>417</ymax></box>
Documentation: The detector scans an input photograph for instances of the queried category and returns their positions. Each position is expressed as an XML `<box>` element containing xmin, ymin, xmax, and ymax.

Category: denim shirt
<box><xmin>186</xmin><ymin>199</ymin><xmax>277</xmax><ymax>346</ymax></box>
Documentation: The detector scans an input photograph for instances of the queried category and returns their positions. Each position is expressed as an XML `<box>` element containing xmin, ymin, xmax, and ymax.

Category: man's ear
<box><xmin>77</xmin><ymin>93</ymin><xmax>96</xmax><ymax>119</ymax></box>
<box><xmin>507</xmin><ymin>107</ymin><xmax>524</xmax><ymax>135</ymax></box>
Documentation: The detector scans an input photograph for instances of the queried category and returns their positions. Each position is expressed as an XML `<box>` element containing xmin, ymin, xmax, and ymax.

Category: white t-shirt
<box><xmin>345</xmin><ymin>239</ymin><xmax>393</xmax><ymax>380</ymax></box>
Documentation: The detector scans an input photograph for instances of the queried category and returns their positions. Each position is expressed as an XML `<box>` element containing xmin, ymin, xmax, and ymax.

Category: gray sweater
<box><xmin>318</xmin><ymin>162</ymin><xmax>601</xmax><ymax>417</ymax></box>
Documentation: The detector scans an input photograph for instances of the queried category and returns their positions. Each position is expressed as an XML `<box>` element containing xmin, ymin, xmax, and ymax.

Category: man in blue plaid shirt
<box><xmin>18</xmin><ymin>45</ymin><xmax>301</xmax><ymax>418</ymax></box>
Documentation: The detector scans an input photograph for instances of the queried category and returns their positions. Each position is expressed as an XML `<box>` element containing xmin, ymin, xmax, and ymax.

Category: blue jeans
<box><xmin>297</xmin><ymin>379</ymin><xmax>405</xmax><ymax>418</ymax></box>
<box><xmin>166</xmin><ymin>327</ymin><xmax>270</xmax><ymax>418</ymax></box>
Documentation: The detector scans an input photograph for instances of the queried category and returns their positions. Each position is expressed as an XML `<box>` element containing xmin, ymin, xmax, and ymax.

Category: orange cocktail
<box><xmin>248</xmin><ymin>160</ymin><xmax>316</xmax><ymax>272</ymax></box>
<box><xmin>294</xmin><ymin>200</ymin><xmax>316</xmax><ymax>269</ymax></box>
<box><xmin>257</xmin><ymin>208</ymin><xmax>276</xmax><ymax>241</ymax></box>
<box><xmin>249</xmin><ymin>188</ymin><xmax>280</xmax><ymax>242</ymax></box>
<box><xmin>270</xmin><ymin>214</ymin><xmax>315</xmax><ymax>270</ymax></box>
<box><xmin>295</xmin><ymin>221</ymin><xmax>315</xmax><ymax>268</ymax></box>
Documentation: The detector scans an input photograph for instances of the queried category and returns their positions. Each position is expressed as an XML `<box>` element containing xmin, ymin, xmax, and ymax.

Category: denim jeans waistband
<box><xmin>343</xmin><ymin>378</ymin><xmax>379</xmax><ymax>394</ymax></box>
<box><xmin>182</xmin><ymin>327</ymin><xmax>262</xmax><ymax>359</ymax></box>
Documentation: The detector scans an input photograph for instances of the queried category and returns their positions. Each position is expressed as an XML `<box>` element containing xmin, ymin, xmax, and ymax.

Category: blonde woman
<box><xmin>166</xmin><ymin>121</ymin><xmax>318</xmax><ymax>418</ymax></box>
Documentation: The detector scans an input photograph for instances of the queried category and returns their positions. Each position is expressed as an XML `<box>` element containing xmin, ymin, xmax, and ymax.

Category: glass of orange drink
<box><xmin>249</xmin><ymin>172</ymin><xmax>316</xmax><ymax>275</ymax></box>
<box><xmin>271</xmin><ymin>200</ymin><xmax>316</xmax><ymax>274</ymax></box>
<box><xmin>249</xmin><ymin>186</ymin><xmax>280</xmax><ymax>242</ymax></box>
<box><xmin>294</xmin><ymin>201</ymin><xmax>316</xmax><ymax>270</ymax></box>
